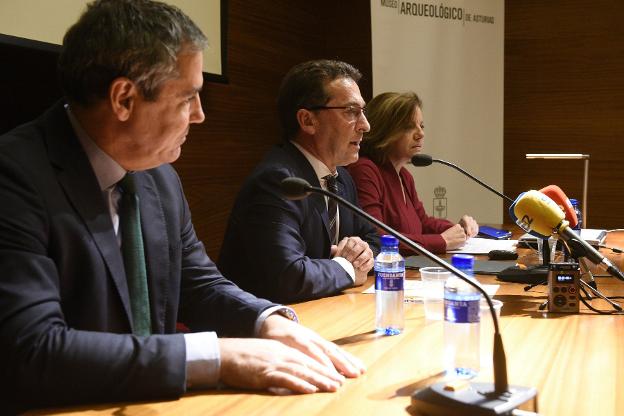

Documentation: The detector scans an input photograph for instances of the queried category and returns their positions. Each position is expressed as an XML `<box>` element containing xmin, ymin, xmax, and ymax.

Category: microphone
<box><xmin>509</xmin><ymin>190</ymin><xmax>564</xmax><ymax>239</ymax></box>
<box><xmin>410</xmin><ymin>154</ymin><xmax>551</xmax><ymax>283</ymax></box>
<box><xmin>280</xmin><ymin>177</ymin><xmax>537</xmax><ymax>415</ymax></box>
<box><xmin>411</xmin><ymin>154</ymin><xmax>514</xmax><ymax>204</ymax></box>
<box><xmin>509</xmin><ymin>191</ymin><xmax>624</xmax><ymax>281</ymax></box>
<box><xmin>281</xmin><ymin>177</ymin><xmax>311</xmax><ymax>200</ymax></box>
<box><xmin>539</xmin><ymin>185</ymin><xmax>578</xmax><ymax>228</ymax></box>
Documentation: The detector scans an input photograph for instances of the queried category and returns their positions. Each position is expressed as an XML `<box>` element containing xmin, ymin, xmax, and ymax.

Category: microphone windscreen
<box><xmin>539</xmin><ymin>185</ymin><xmax>578</xmax><ymax>228</ymax></box>
<box><xmin>280</xmin><ymin>177</ymin><xmax>311</xmax><ymax>200</ymax></box>
<box><xmin>411</xmin><ymin>154</ymin><xmax>433</xmax><ymax>167</ymax></box>
<box><xmin>509</xmin><ymin>190</ymin><xmax>565</xmax><ymax>238</ymax></box>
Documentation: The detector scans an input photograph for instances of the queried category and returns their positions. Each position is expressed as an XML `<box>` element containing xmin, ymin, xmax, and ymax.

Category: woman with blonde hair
<box><xmin>348</xmin><ymin>92</ymin><xmax>478</xmax><ymax>254</ymax></box>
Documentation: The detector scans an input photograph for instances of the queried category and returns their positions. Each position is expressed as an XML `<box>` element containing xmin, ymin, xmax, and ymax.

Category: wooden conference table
<box><xmin>30</xmin><ymin>231</ymin><xmax>624</xmax><ymax>416</ymax></box>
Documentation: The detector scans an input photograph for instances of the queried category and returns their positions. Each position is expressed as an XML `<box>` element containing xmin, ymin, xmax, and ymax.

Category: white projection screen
<box><xmin>0</xmin><ymin>0</ymin><xmax>225</xmax><ymax>80</ymax></box>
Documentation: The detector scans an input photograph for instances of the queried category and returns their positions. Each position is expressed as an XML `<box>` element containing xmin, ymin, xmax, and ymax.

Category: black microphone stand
<box><xmin>563</xmin><ymin>239</ymin><xmax>622</xmax><ymax>312</ymax></box>
<box><xmin>281</xmin><ymin>178</ymin><xmax>538</xmax><ymax>415</ymax></box>
<box><xmin>426</xmin><ymin>157</ymin><xmax>515</xmax><ymax>204</ymax></box>
<box><xmin>411</xmin><ymin>155</ymin><xmax>548</xmax><ymax>286</ymax></box>
<box><xmin>524</xmin><ymin>238</ymin><xmax>553</xmax><ymax>289</ymax></box>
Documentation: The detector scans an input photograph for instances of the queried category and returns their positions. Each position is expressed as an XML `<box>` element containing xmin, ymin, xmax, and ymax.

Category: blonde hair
<box><xmin>361</xmin><ymin>91</ymin><xmax>422</xmax><ymax>165</ymax></box>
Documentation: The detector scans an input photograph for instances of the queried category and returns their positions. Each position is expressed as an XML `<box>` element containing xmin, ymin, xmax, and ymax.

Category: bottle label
<box><xmin>444</xmin><ymin>298</ymin><xmax>480</xmax><ymax>323</ymax></box>
<box><xmin>375</xmin><ymin>271</ymin><xmax>404</xmax><ymax>291</ymax></box>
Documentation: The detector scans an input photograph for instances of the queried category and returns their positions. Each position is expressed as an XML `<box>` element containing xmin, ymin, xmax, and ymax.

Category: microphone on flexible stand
<box><xmin>410</xmin><ymin>154</ymin><xmax>548</xmax><ymax>284</ymax></box>
<box><xmin>281</xmin><ymin>177</ymin><xmax>538</xmax><ymax>415</ymax></box>
<box><xmin>411</xmin><ymin>154</ymin><xmax>514</xmax><ymax>204</ymax></box>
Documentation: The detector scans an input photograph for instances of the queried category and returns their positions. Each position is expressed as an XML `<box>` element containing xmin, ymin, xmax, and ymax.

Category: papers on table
<box><xmin>519</xmin><ymin>229</ymin><xmax>607</xmax><ymax>246</ymax></box>
<box><xmin>447</xmin><ymin>237</ymin><xmax>518</xmax><ymax>254</ymax></box>
<box><xmin>363</xmin><ymin>279</ymin><xmax>499</xmax><ymax>299</ymax></box>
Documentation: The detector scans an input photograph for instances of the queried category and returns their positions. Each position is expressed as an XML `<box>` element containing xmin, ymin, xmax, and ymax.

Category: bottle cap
<box><xmin>569</xmin><ymin>198</ymin><xmax>578</xmax><ymax>206</ymax></box>
<box><xmin>451</xmin><ymin>254</ymin><xmax>474</xmax><ymax>270</ymax></box>
<box><xmin>380</xmin><ymin>235</ymin><xmax>398</xmax><ymax>248</ymax></box>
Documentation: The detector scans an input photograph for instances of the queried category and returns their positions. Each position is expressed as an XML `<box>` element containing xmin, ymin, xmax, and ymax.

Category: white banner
<box><xmin>371</xmin><ymin>0</ymin><xmax>504</xmax><ymax>223</ymax></box>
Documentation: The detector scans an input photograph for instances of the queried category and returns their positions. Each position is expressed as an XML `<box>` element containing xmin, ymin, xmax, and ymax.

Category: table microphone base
<box><xmin>410</xmin><ymin>382</ymin><xmax>538</xmax><ymax>416</ymax></box>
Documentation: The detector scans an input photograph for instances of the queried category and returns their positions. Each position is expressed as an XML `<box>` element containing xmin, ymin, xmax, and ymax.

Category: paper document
<box><xmin>447</xmin><ymin>237</ymin><xmax>518</xmax><ymax>254</ymax></box>
<box><xmin>363</xmin><ymin>279</ymin><xmax>500</xmax><ymax>299</ymax></box>
<box><xmin>519</xmin><ymin>229</ymin><xmax>607</xmax><ymax>246</ymax></box>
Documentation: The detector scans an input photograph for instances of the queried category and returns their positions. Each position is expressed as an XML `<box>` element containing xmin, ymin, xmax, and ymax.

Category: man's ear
<box><xmin>296</xmin><ymin>108</ymin><xmax>317</xmax><ymax>135</ymax></box>
<box><xmin>109</xmin><ymin>77</ymin><xmax>138</xmax><ymax>122</ymax></box>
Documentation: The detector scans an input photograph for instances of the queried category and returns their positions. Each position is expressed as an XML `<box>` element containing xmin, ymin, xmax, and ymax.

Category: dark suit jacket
<box><xmin>0</xmin><ymin>102</ymin><xmax>276</xmax><ymax>411</ymax></box>
<box><xmin>218</xmin><ymin>142</ymin><xmax>379</xmax><ymax>304</ymax></box>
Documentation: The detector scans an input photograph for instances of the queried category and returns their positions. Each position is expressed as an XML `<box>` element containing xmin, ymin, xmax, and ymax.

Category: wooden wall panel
<box><xmin>505</xmin><ymin>0</ymin><xmax>624</xmax><ymax>229</ymax></box>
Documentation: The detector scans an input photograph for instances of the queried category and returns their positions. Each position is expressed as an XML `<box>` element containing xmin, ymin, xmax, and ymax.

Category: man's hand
<box><xmin>331</xmin><ymin>236</ymin><xmax>374</xmax><ymax>285</ymax></box>
<box><xmin>441</xmin><ymin>224</ymin><xmax>468</xmax><ymax>250</ymax></box>
<box><xmin>260</xmin><ymin>314</ymin><xmax>366</xmax><ymax>380</ymax></box>
<box><xmin>219</xmin><ymin>337</ymin><xmax>345</xmax><ymax>394</ymax></box>
<box><xmin>458</xmin><ymin>215</ymin><xmax>479</xmax><ymax>238</ymax></box>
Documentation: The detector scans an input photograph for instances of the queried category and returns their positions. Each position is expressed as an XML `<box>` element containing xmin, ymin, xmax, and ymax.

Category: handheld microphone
<box><xmin>539</xmin><ymin>185</ymin><xmax>578</xmax><ymax>228</ymax></box>
<box><xmin>411</xmin><ymin>154</ymin><xmax>514</xmax><ymax>204</ymax></box>
<box><xmin>509</xmin><ymin>190</ymin><xmax>564</xmax><ymax>239</ymax></box>
<box><xmin>280</xmin><ymin>177</ymin><xmax>537</xmax><ymax>415</ymax></box>
<box><xmin>509</xmin><ymin>191</ymin><xmax>624</xmax><ymax>281</ymax></box>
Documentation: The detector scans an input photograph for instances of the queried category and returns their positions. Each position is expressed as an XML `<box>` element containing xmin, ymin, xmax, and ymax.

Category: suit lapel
<box><xmin>283</xmin><ymin>142</ymin><xmax>332</xmax><ymax>243</ymax></box>
<box><xmin>44</xmin><ymin>103</ymin><xmax>133</xmax><ymax>327</ymax></box>
<box><xmin>136</xmin><ymin>172</ymin><xmax>169</xmax><ymax>334</ymax></box>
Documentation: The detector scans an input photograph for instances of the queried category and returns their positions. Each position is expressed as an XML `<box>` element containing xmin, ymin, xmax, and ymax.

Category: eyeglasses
<box><xmin>306</xmin><ymin>105</ymin><xmax>367</xmax><ymax>121</ymax></box>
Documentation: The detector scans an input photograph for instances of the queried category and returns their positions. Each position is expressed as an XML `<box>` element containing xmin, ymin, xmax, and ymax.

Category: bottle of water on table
<box><xmin>375</xmin><ymin>235</ymin><xmax>405</xmax><ymax>336</ymax></box>
<box><xmin>444</xmin><ymin>254</ymin><xmax>481</xmax><ymax>379</ymax></box>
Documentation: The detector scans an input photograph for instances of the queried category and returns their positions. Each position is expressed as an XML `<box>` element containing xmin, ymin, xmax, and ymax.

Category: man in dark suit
<box><xmin>0</xmin><ymin>1</ymin><xmax>364</xmax><ymax>411</ymax></box>
<box><xmin>219</xmin><ymin>60</ymin><xmax>379</xmax><ymax>304</ymax></box>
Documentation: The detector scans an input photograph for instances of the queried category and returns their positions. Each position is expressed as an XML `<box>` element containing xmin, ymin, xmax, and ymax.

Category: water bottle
<box><xmin>569</xmin><ymin>198</ymin><xmax>583</xmax><ymax>232</ymax></box>
<box><xmin>443</xmin><ymin>254</ymin><xmax>481</xmax><ymax>379</ymax></box>
<box><xmin>375</xmin><ymin>235</ymin><xmax>405</xmax><ymax>336</ymax></box>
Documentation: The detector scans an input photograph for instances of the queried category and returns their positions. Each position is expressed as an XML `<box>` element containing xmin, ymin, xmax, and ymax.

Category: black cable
<box><xmin>578</xmin><ymin>282</ymin><xmax>624</xmax><ymax>314</ymax></box>
<box><xmin>524</xmin><ymin>280</ymin><xmax>547</xmax><ymax>291</ymax></box>
<box><xmin>599</xmin><ymin>244</ymin><xmax>623</xmax><ymax>254</ymax></box>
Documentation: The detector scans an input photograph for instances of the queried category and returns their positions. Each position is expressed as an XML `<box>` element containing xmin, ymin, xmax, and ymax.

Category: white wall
<box><xmin>371</xmin><ymin>0</ymin><xmax>505</xmax><ymax>223</ymax></box>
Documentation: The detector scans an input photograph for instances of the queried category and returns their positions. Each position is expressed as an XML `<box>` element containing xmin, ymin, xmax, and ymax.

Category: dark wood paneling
<box><xmin>0</xmin><ymin>42</ymin><xmax>62</xmax><ymax>134</ymax></box>
<box><xmin>505</xmin><ymin>0</ymin><xmax>624</xmax><ymax>228</ymax></box>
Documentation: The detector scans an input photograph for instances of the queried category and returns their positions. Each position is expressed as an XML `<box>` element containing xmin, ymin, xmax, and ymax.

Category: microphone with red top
<box><xmin>539</xmin><ymin>185</ymin><xmax>578</xmax><ymax>228</ymax></box>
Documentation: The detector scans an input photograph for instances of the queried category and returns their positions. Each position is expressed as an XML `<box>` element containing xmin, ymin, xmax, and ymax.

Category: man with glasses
<box><xmin>219</xmin><ymin>60</ymin><xmax>379</xmax><ymax>304</ymax></box>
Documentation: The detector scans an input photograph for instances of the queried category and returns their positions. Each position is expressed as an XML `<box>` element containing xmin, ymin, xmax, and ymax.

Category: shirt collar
<box><xmin>291</xmin><ymin>141</ymin><xmax>337</xmax><ymax>184</ymax></box>
<box><xmin>65</xmin><ymin>104</ymin><xmax>126</xmax><ymax>190</ymax></box>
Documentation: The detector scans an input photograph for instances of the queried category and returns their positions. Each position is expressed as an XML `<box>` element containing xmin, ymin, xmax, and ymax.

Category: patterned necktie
<box><xmin>324</xmin><ymin>174</ymin><xmax>339</xmax><ymax>245</ymax></box>
<box><xmin>119</xmin><ymin>173</ymin><xmax>151</xmax><ymax>336</ymax></box>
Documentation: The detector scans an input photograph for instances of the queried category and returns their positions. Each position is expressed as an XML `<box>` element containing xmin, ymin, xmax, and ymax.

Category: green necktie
<box><xmin>119</xmin><ymin>173</ymin><xmax>151</xmax><ymax>336</ymax></box>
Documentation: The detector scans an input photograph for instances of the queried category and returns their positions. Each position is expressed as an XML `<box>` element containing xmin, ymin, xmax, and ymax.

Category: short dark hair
<box><xmin>277</xmin><ymin>59</ymin><xmax>362</xmax><ymax>141</ymax></box>
<box><xmin>58</xmin><ymin>0</ymin><xmax>207</xmax><ymax>106</ymax></box>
